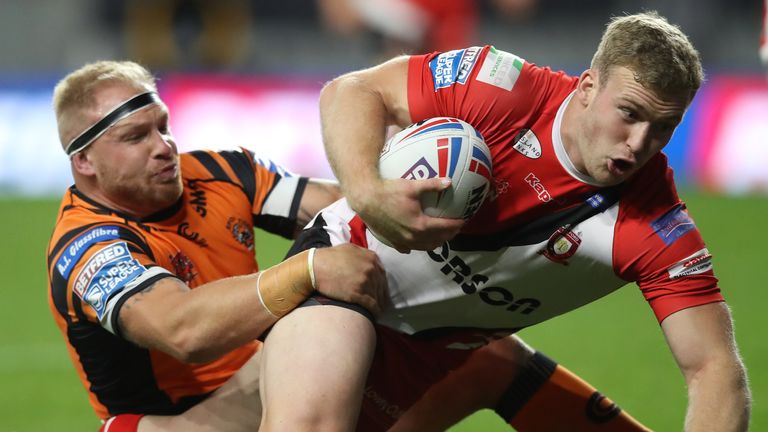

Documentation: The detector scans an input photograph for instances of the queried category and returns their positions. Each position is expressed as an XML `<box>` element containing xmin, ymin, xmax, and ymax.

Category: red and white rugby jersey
<box><xmin>310</xmin><ymin>46</ymin><xmax>723</xmax><ymax>339</ymax></box>
<box><xmin>47</xmin><ymin>148</ymin><xmax>307</xmax><ymax>418</ymax></box>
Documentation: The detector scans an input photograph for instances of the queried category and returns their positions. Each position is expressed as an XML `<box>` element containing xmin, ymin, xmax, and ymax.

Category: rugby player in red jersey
<box><xmin>259</xmin><ymin>11</ymin><xmax>751</xmax><ymax>432</ymax></box>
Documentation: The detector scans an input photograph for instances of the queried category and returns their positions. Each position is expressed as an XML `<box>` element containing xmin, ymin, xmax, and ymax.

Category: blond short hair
<box><xmin>591</xmin><ymin>11</ymin><xmax>704</xmax><ymax>104</ymax></box>
<box><xmin>52</xmin><ymin>60</ymin><xmax>158</xmax><ymax>150</ymax></box>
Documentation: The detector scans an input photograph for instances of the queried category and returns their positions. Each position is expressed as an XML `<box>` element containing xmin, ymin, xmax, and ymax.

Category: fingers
<box><xmin>409</xmin><ymin>177</ymin><xmax>452</xmax><ymax>194</ymax></box>
<box><xmin>314</xmin><ymin>245</ymin><xmax>388</xmax><ymax>316</ymax></box>
<box><xmin>388</xmin><ymin>215</ymin><xmax>464</xmax><ymax>251</ymax></box>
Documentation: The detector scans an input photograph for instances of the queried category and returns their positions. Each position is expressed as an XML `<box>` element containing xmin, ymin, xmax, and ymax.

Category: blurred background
<box><xmin>0</xmin><ymin>0</ymin><xmax>765</xmax><ymax>430</ymax></box>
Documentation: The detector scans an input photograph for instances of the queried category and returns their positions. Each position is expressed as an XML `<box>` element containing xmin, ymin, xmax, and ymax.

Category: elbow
<box><xmin>685</xmin><ymin>355</ymin><xmax>751</xmax><ymax>409</ymax></box>
<box><xmin>319</xmin><ymin>77</ymin><xmax>342</xmax><ymax>108</ymax></box>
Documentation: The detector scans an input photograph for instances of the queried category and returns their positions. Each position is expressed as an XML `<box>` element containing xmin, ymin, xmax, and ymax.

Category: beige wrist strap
<box><xmin>257</xmin><ymin>248</ymin><xmax>317</xmax><ymax>317</ymax></box>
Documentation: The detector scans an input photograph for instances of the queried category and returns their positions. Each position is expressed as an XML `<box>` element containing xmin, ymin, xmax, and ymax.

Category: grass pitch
<box><xmin>1</xmin><ymin>191</ymin><xmax>765</xmax><ymax>431</ymax></box>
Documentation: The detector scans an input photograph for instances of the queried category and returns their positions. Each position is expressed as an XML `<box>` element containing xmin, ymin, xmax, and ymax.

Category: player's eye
<box><xmin>121</xmin><ymin>129</ymin><xmax>148</xmax><ymax>142</ymax></box>
<box><xmin>158</xmin><ymin>124</ymin><xmax>171</xmax><ymax>135</ymax></box>
<box><xmin>619</xmin><ymin>107</ymin><xmax>638</xmax><ymax>122</ymax></box>
<box><xmin>654</xmin><ymin>121</ymin><xmax>677</xmax><ymax>134</ymax></box>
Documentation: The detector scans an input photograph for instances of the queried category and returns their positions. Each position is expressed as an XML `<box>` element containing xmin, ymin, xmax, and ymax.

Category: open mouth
<box><xmin>608</xmin><ymin>159</ymin><xmax>633</xmax><ymax>177</ymax></box>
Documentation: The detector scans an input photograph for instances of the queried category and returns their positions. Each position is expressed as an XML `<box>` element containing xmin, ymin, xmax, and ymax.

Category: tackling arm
<box><xmin>661</xmin><ymin>301</ymin><xmax>750</xmax><ymax>431</ymax></box>
<box><xmin>118</xmin><ymin>244</ymin><xmax>388</xmax><ymax>363</ymax></box>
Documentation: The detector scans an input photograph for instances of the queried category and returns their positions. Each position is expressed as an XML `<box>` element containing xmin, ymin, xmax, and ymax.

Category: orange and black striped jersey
<box><xmin>47</xmin><ymin>148</ymin><xmax>308</xmax><ymax>419</ymax></box>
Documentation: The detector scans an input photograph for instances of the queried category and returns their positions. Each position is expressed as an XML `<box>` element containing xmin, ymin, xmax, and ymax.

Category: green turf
<box><xmin>1</xmin><ymin>192</ymin><xmax>765</xmax><ymax>431</ymax></box>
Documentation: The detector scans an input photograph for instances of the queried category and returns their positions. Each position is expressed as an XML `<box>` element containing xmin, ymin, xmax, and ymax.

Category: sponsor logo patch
<box><xmin>652</xmin><ymin>205</ymin><xmax>695</xmax><ymax>245</ymax></box>
<box><xmin>73</xmin><ymin>241</ymin><xmax>146</xmax><ymax>319</ymax></box>
<box><xmin>56</xmin><ymin>226</ymin><xmax>121</xmax><ymax>279</ymax></box>
<box><xmin>512</xmin><ymin>128</ymin><xmax>541</xmax><ymax>159</ymax></box>
<box><xmin>476</xmin><ymin>47</ymin><xmax>524</xmax><ymax>91</ymax></box>
<box><xmin>429</xmin><ymin>47</ymin><xmax>481</xmax><ymax>90</ymax></box>
<box><xmin>667</xmin><ymin>248</ymin><xmax>713</xmax><ymax>279</ymax></box>
<box><xmin>586</xmin><ymin>193</ymin><xmax>606</xmax><ymax>209</ymax></box>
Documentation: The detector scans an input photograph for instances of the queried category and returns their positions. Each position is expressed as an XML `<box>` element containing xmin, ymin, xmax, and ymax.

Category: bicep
<box><xmin>357</xmin><ymin>56</ymin><xmax>412</xmax><ymax>127</ymax></box>
<box><xmin>117</xmin><ymin>277</ymin><xmax>190</xmax><ymax>350</ymax></box>
<box><xmin>661</xmin><ymin>301</ymin><xmax>738</xmax><ymax>377</ymax></box>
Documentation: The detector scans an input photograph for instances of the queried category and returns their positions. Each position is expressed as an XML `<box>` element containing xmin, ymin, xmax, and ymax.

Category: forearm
<box><xmin>684</xmin><ymin>361</ymin><xmax>750</xmax><ymax>431</ymax></box>
<box><xmin>121</xmin><ymin>251</ymin><xmax>315</xmax><ymax>363</ymax></box>
<box><xmin>164</xmin><ymin>273</ymin><xmax>278</xmax><ymax>362</ymax></box>
<box><xmin>319</xmin><ymin>74</ymin><xmax>389</xmax><ymax>208</ymax></box>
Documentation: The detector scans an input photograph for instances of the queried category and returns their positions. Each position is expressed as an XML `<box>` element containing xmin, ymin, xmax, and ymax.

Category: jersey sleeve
<box><xmin>613</xmin><ymin>155</ymin><xmax>724</xmax><ymax>323</ymax></box>
<box><xmin>407</xmin><ymin>46</ymin><xmax>577</xmax><ymax>142</ymax></box>
<box><xmin>249</xmin><ymin>152</ymin><xmax>308</xmax><ymax>237</ymax></box>
<box><xmin>184</xmin><ymin>148</ymin><xmax>309</xmax><ymax>238</ymax></box>
<box><xmin>48</xmin><ymin>223</ymin><xmax>177</xmax><ymax>336</ymax></box>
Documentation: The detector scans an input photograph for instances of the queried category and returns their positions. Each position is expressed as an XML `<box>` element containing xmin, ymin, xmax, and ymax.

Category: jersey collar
<box><xmin>552</xmin><ymin>91</ymin><xmax>604</xmax><ymax>187</ymax></box>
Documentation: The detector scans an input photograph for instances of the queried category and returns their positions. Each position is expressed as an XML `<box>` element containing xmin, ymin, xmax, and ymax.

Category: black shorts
<box><xmin>285</xmin><ymin>214</ymin><xmax>375</xmax><ymax>323</ymax></box>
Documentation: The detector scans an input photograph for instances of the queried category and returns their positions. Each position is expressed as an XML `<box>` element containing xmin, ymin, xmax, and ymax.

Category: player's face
<box><xmin>80</xmin><ymin>85</ymin><xmax>182</xmax><ymax>216</ymax></box>
<box><xmin>575</xmin><ymin>67</ymin><xmax>687</xmax><ymax>186</ymax></box>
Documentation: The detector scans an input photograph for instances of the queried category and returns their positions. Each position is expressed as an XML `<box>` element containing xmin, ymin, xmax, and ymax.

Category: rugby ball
<box><xmin>379</xmin><ymin>117</ymin><xmax>493</xmax><ymax>220</ymax></box>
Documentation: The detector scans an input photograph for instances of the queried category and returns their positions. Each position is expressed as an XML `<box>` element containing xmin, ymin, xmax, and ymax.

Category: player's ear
<box><xmin>576</xmin><ymin>69</ymin><xmax>597</xmax><ymax>106</ymax></box>
<box><xmin>71</xmin><ymin>151</ymin><xmax>96</xmax><ymax>176</ymax></box>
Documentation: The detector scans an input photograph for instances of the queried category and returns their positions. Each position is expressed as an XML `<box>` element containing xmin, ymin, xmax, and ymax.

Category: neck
<box><xmin>74</xmin><ymin>180</ymin><xmax>153</xmax><ymax>218</ymax></box>
<box><xmin>559</xmin><ymin>93</ymin><xmax>586</xmax><ymax>174</ymax></box>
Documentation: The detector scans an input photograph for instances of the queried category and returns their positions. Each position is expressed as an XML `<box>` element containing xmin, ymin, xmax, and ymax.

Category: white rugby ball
<box><xmin>379</xmin><ymin>117</ymin><xmax>493</xmax><ymax>220</ymax></box>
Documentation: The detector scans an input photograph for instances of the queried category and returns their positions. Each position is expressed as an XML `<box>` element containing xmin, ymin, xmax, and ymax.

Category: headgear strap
<box><xmin>65</xmin><ymin>91</ymin><xmax>161</xmax><ymax>156</ymax></box>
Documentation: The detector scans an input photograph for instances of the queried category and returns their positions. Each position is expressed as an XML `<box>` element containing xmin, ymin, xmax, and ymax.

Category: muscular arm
<box><xmin>118</xmin><ymin>274</ymin><xmax>272</xmax><ymax>364</ymax></box>
<box><xmin>118</xmin><ymin>245</ymin><xmax>388</xmax><ymax>364</ymax></box>
<box><xmin>320</xmin><ymin>56</ymin><xmax>411</xmax><ymax>199</ymax></box>
<box><xmin>661</xmin><ymin>302</ymin><xmax>750</xmax><ymax>431</ymax></box>
<box><xmin>319</xmin><ymin>56</ymin><xmax>463</xmax><ymax>251</ymax></box>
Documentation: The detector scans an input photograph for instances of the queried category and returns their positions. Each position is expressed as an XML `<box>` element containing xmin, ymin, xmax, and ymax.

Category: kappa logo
<box><xmin>512</xmin><ymin>128</ymin><xmax>542</xmax><ymax>159</ymax></box>
<box><xmin>538</xmin><ymin>226</ymin><xmax>582</xmax><ymax>265</ymax></box>
<box><xmin>493</xmin><ymin>178</ymin><xmax>509</xmax><ymax>198</ymax></box>
<box><xmin>524</xmin><ymin>172</ymin><xmax>552</xmax><ymax>202</ymax></box>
